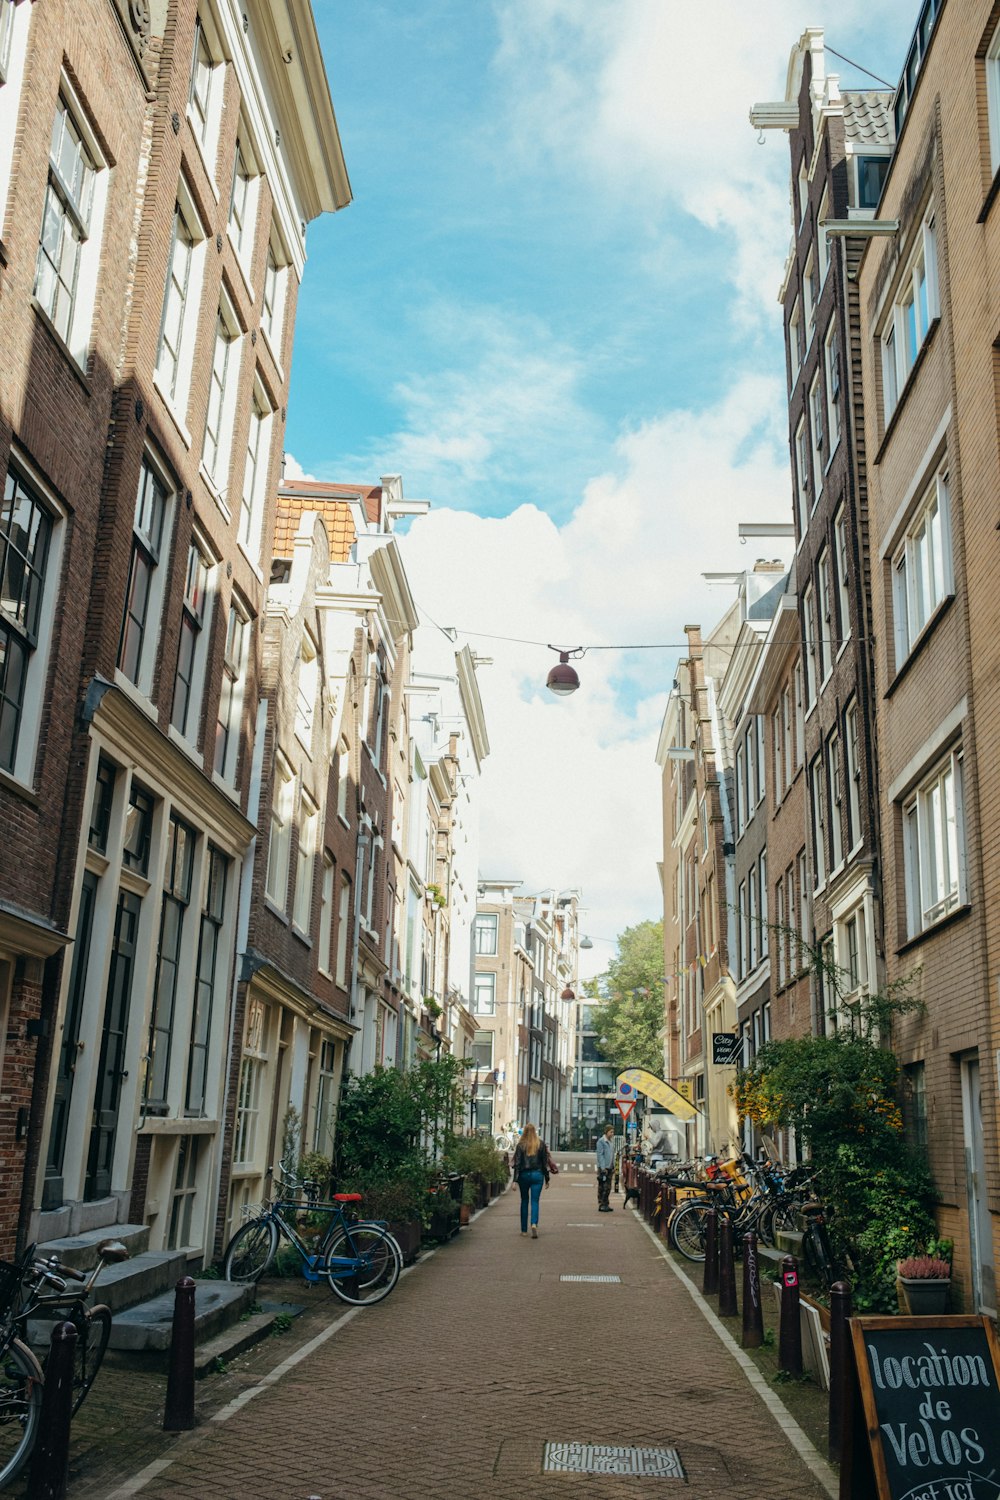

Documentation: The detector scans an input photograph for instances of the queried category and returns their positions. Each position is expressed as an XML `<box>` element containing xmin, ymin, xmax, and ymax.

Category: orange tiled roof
<box><xmin>274</xmin><ymin>481</ymin><xmax>382</xmax><ymax>563</ymax></box>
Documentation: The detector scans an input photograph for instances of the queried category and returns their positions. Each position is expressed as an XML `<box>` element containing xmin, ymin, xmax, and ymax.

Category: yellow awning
<box><xmin>617</xmin><ymin>1067</ymin><xmax>701</xmax><ymax>1120</ymax></box>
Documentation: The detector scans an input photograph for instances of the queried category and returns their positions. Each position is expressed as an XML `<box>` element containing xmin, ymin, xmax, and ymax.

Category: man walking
<box><xmin>596</xmin><ymin>1125</ymin><xmax>615</xmax><ymax>1212</ymax></box>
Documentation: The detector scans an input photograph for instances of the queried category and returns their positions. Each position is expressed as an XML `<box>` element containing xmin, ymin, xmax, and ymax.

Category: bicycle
<box><xmin>0</xmin><ymin>1236</ymin><xmax>128</xmax><ymax>1489</ymax></box>
<box><xmin>222</xmin><ymin>1168</ymin><xmax>402</xmax><ymax>1305</ymax></box>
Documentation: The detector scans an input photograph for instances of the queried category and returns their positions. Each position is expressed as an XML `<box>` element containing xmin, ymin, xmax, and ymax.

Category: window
<box><xmin>118</xmin><ymin>457</ymin><xmax>171</xmax><ymax>695</ymax></box>
<box><xmin>793</xmin><ymin>660</ymin><xmax>804</xmax><ymax>768</ymax></box>
<box><xmin>471</xmin><ymin>1029</ymin><xmax>493</xmax><ymax>1070</ymax></box>
<box><xmin>771</xmin><ymin>708</ymin><xmax>783</xmax><ymax>806</ymax></box>
<box><xmin>882</xmin><ymin>211</ymin><xmax>938</xmax><ymax>416</ymax></box>
<box><xmin>824</xmin><ymin>320</ymin><xmax>841</xmax><ymax>451</ymax></box>
<box><xmin>0</xmin><ymin>465</ymin><xmax>58</xmax><ymax>778</ymax></box>
<box><xmin>474</xmin><ymin>913</ymin><xmax>498</xmax><ymax>955</ymax></box>
<box><xmin>828</xmin><ymin>731</ymin><xmax>844</xmax><ymax>871</ymax></box>
<box><xmin>801</xmin><ymin>583</ymin><xmax>816</xmax><ymax>706</ymax></box>
<box><xmin>312</xmin><ymin>1038</ymin><xmax>337</xmax><ymax>1155</ymax></box>
<box><xmin>809</xmin><ymin>374</ymin><xmax>824</xmax><ymax>501</ymax></box>
<box><xmin>89</xmin><ymin>758</ymin><xmax>116</xmax><ymax>853</ymax></box>
<box><xmin>261</xmin><ymin>240</ymin><xmax>288</xmax><ymax>353</ymax></box>
<box><xmin>156</xmin><ymin>190</ymin><xmax>207</xmax><ymax>413</ymax></box>
<box><xmin>318</xmin><ymin>858</ymin><xmax>334</xmax><ymax>973</ymax></box>
<box><xmin>902</xmin><ymin>1061</ymin><xmax>928</xmax><ymax>1151</ymax></box>
<box><xmin>474</xmin><ymin>971</ymin><xmax>496</xmax><ymax>1015</ymax></box>
<box><xmin>795</xmin><ymin>416</ymin><xmax>810</xmax><ymax>539</ymax></box>
<box><xmin>166</xmin><ymin>1135</ymin><xmax>201</xmax><ymax>1250</ymax></box>
<box><xmin>845</xmin><ymin>700</ymin><xmax>862</xmax><ymax>851</ymax></box>
<box><xmin>735</xmin><ymin>743</ymin><xmax>745</xmax><ymax>836</ymax></box>
<box><xmin>797</xmin><ymin>157</ymin><xmax>809</xmax><ymax>225</ymax></box>
<box><xmin>856</xmin><ymin>154</ymin><xmax>890</xmax><ymax>210</ymax></box>
<box><xmin>737</xmin><ymin>880</ymin><xmax>747</xmax><ymax>981</ymax></box>
<box><xmin>834</xmin><ymin>507</ymin><xmax>851</xmax><ymax>649</ymax></box>
<box><xmin>782</xmin><ymin>684</ymin><xmax>793</xmax><ymax>791</ymax></box>
<box><xmin>171</xmin><ymin>538</ymin><xmax>212</xmax><ymax>739</ymax></box>
<box><xmin>776</xmin><ymin>879</ymin><xmax>786</xmax><ymax>986</ymax></box>
<box><xmin>903</xmin><ymin>747</ymin><xmax>964</xmax><ymax>935</ymax></box>
<box><xmin>816</xmin><ymin>549</ymin><xmax>832</xmax><ymax>683</ymax></box>
<box><xmin>0</xmin><ymin>0</ymin><xmax>29</xmax><ymax>219</ymax></box>
<box><xmin>759</xmin><ymin>852</ymin><xmax>768</xmax><ymax>958</ymax></box>
<box><xmin>840</xmin><ymin>906</ymin><xmax>868</xmax><ymax>1001</ymax></box>
<box><xmin>186</xmin><ymin>845</ymin><xmax>228</xmax><ymax>1115</ymax></box>
<box><xmin>295</xmin><ymin>632</ymin><xmax>318</xmax><ymax>748</ymax></box>
<box><xmin>803</xmin><ymin>250</ymin><xmax>818</xmax><ymax>333</ymax></box>
<box><xmin>35</xmin><ymin>90</ymin><xmax>106</xmax><ymax>362</ymax></box>
<box><xmin>748</xmin><ymin>866</ymin><xmax>758</xmax><ymax>971</ymax></box>
<box><xmin>788</xmin><ymin>298</ymin><xmax>802</xmax><ymax>389</ymax></box>
<box><xmin>988</xmin><ymin>22</ymin><xmax>1000</xmax><ymax>175</ymax></box>
<box><xmin>122</xmin><ymin>780</ymin><xmax>154</xmax><ymax>874</ymax></box>
<box><xmin>203</xmin><ymin>302</ymin><xmax>242</xmax><ymax>493</ymax></box>
<box><xmin>265</xmin><ymin>755</ymin><xmax>295</xmax><ymax>909</ymax></box>
<box><xmin>336</xmin><ymin>740</ymin><xmax>350</xmax><ymax>821</ymax></box>
<box><xmin>146</xmin><ymin>815</ymin><xmax>196</xmax><ymax>1113</ymax></box>
<box><xmin>798</xmin><ymin>850</ymin><xmax>811</xmax><ymax>958</ymax></box>
<box><xmin>234</xmin><ymin>998</ymin><xmax>270</xmax><ymax>1165</ymax></box>
<box><xmin>292</xmin><ymin>792</ymin><xmax>318</xmax><ymax>933</ymax></box>
<box><xmin>810</xmin><ymin>756</ymin><xmax>826</xmax><ymax>888</ymax></box>
<box><xmin>239</xmin><ymin>385</ymin><xmax>272</xmax><ymax>560</ymax></box>
<box><xmin>893</xmin><ymin>466</ymin><xmax>951</xmax><ymax>663</ymax></box>
<box><xmin>214</xmin><ymin>599</ymin><xmax>249</xmax><ymax>783</ymax></box>
<box><xmin>335</xmin><ymin>874</ymin><xmax>350</xmax><ymax>986</ymax></box>
<box><xmin>228</xmin><ymin>136</ymin><xmax>258</xmax><ymax>266</ymax></box>
<box><xmin>755</xmin><ymin>716</ymin><xmax>766</xmax><ymax>805</ymax></box>
<box><xmin>187</xmin><ymin>16</ymin><xmax>221</xmax><ymax>163</ymax></box>
<box><xmin>0</xmin><ymin>1</ymin><xmax>14</xmax><ymax>84</ymax></box>
<box><xmin>817</xmin><ymin>186</ymin><xmax>830</xmax><ymax>283</ymax></box>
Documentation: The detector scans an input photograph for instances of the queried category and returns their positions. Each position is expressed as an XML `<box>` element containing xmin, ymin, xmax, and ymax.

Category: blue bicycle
<box><xmin>223</xmin><ymin>1167</ymin><xmax>402</xmax><ymax>1306</ymax></box>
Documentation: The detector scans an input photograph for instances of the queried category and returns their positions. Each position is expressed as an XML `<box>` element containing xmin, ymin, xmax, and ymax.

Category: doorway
<box><xmin>960</xmin><ymin>1055</ymin><xmax>996</xmax><ymax>1315</ymax></box>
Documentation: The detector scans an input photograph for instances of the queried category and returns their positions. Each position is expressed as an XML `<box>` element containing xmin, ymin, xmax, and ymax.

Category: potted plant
<box><xmin>897</xmin><ymin>1255</ymin><xmax>952</xmax><ymax>1315</ymax></box>
<box><xmin>425</xmin><ymin>1182</ymin><xmax>460</xmax><ymax>1242</ymax></box>
<box><xmin>347</xmin><ymin>1177</ymin><xmax>425</xmax><ymax>1266</ymax></box>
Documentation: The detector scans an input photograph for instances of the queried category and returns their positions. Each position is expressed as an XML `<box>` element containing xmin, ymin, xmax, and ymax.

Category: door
<box><xmin>44</xmin><ymin>872</ymin><xmax>98</xmax><ymax>1207</ymax></box>
<box><xmin>961</xmin><ymin>1056</ymin><xmax>996</xmax><ymax>1315</ymax></box>
<box><xmin>85</xmin><ymin>890</ymin><xmax>141</xmax><ymax>1200</ymax></box>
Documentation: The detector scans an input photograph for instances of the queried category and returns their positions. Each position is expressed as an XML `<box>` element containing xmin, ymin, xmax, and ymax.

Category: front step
<box><xmin>109</xmin><ymin>1280</ymin><xmax>257</xmax><ymax>1352</ymax></box>
<box><xmin>35</xmin><ymin>1222</ymin><xmax>151</xmax><ymax>1273</ymax></box>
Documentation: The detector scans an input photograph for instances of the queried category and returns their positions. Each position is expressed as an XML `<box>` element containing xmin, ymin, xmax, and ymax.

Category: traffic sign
<box><xmin>615</xmin><ymin>1099</ymin><xmax>635</xmax><ymax>1121</ymax></box>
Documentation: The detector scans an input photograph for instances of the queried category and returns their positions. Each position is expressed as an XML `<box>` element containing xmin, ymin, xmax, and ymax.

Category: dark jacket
<box><xmin>513</xmin><ymin>1139</ymin><xmax>550</xmax><ymax>1184</ymax></box>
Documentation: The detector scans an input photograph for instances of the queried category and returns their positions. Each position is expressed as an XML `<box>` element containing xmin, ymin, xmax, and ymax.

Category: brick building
<box><xmin>0</xmin><ymin>0</ymin><xmax>348</xmax><ymax>1258</ymax></box>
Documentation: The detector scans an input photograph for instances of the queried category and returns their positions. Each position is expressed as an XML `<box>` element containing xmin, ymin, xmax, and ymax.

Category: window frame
<box><xmin>214</xmin><ymin>596</ymin><xmax>250</xmax><ymax>785</ymax></box>
<box><xmin>265</xmin><ymin>754</ymin><xmax>295</xmax><ymax>910</ymax></box>
<box><xmin>881</xmin><ymin>210</ymin><xmax>939</xmax><ymax>419</ymax></box>
<box><xmin>0</xmin><ymin>460</ymin><xmax>64</xmax><ymax>783</ymax></box>
<box><xmin>171</xmin><ymin>532</ymin><xmax>214</xmax><ymax>742</ymax></box>
<box><xmin>202</xmin><ymin>293</ymin><xmax>243</xmax><ymax>498</ymax></box>
<box><xmin>117</xmin><ymin>453</ymin><xmax>175</xmax><ymax>700</ymax></box>
<box><xmin>892</xmin><ymin>464</ymin><xmax>952</xmax><ymax>665</ymax></box>
<box><xmin>155</xmin><ymin>182</ymin><xmax>208</xmax><ymax>425</ymax></box>
<box><xmin>903</xmin><ymin>746</ymin><xmax>965</xmax><ymax>937</ymax></box>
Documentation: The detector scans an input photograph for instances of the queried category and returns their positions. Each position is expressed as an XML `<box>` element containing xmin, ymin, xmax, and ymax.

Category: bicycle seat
<box><xmin>333</xmin><ymin>1193</ymin><xmax>363</xmax><ymax>1204</ymax></box>
<box><xmin>96</xmin><ymin>1239</ymin><xmax>129</xmax><ymax>1264</ymax></box>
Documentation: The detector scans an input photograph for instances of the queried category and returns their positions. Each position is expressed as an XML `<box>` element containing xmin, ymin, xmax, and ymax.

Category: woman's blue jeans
<box><xmin>519</xmin><ymin>1169</ymin><xmax>544</xmax><ymax>1231</ymax></box>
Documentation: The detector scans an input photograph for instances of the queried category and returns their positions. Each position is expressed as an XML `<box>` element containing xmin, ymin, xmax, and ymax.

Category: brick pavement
<box><xmin>62</xmin><ymin>1163</ymin><xmax>837</xmax><ymax>1500</ymax></box>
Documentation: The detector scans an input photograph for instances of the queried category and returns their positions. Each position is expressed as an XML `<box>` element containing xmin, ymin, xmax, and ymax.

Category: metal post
<box><xmin>702</xmin><ymin>1208</ymin><xmax>719</xmax><ymax>1295</ymax></box>
<box><xmin>164</xmin><ymin>1276</ymin><xmax>197</xmax><ymax>1431</ymax></box>
<box><xmin>27</xmin><ymin>1321</ymin><xmax>77</xmax><ymax>1500</ymax></box>
<box><xmin>717</xmin><ymin>1216</ymin><xmax>738</xmax><ymax>1316</ymax></box>
<box><xmin>741</xmin><ymin>1231</ymin><xmax>764</xmax><ymax>1347</ymax></box>
<box><xmin>778</xmin><ymin>1254</ymin><xmax>802</xmax><ymax>1376</ymax></box>
<box><xmin>828</xmin><ymin>1280</ymin><xmax>853</xmax><ymax>1462</ymax></box>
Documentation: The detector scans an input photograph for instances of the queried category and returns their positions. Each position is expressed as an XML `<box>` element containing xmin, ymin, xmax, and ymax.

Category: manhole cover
<box><xmin>544</xmin><ymin>1443</ymin><xmax>685</xmax><ymax>1477</ymax></box>
<box><xmin>559</xmin><ymin>1274</ymin><xmax>621</xmax><ymax>1283</ymax></box>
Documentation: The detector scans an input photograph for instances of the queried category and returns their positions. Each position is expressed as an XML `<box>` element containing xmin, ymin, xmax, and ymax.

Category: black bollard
<box><xmin>164</xmin><ymin>1276</ymin><xmax>197</xmax><ymax>1431</ymax></box>
<box><xmin>741</xmin><ymin>1231</ymin><xmax>764</xmax><ymax>1348</ymax></box>
<box><xmin>702</xmin><ymin>1208</ymin><xmax>719</xmax><ymax>1295</ymax></box>
<box><xmin>778</xmin><ymin>1254</ymin><xmax>803</xmax><ymax>1376</ymax></box>
<box><xmin>828</xmin><ymin>1280</ymin><xmax>853</xmax><ymax>1463</ymax></box>
<box><xmin>27</xmin><ymin>1320</ymin><xmax>77</xmax><ymax>1500</ymax></box>
<box><xmin>717</xmin><ymin>1216</ymin><xmax>738</xmax><ymax>1316</ymax></box>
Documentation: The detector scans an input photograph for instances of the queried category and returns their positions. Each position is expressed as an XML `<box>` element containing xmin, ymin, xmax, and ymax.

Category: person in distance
<box><xmin>596</xmin><ymin>1124</ymin><xmax>615</xmax><ymax>1212</ymax></box>
<box><xmin>513</xmin><ymin>1122</ymin><xmax>550</xmax><ymax>1239</ymax></box>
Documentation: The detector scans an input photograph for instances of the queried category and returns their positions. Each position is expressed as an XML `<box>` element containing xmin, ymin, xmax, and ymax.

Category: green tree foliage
<box><xmin>589</xmin><ymin>920</ymin><xmax>665</xmax><ymax>1077</ymax></box>
<box><xmin>334</xmin><ymin>1057</ymin><xmax>467</xmax><ymax>1192</ymax></box>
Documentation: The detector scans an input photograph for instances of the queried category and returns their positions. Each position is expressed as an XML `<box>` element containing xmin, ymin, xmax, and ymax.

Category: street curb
<box><xmin>636</xmin><ymin>1212</ymin><xmax>839</xmax><ymax>1500</ymax></box>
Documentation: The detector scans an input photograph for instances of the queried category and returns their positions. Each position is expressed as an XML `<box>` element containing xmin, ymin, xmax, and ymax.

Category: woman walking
<box><xmin>513</xmin><ymin>1122</ymin><xmax>550</xmax><ymax>1238</ymax></box>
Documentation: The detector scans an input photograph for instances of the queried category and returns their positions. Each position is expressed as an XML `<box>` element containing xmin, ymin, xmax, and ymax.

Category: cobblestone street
<box><xmin>50</xmin><ymin>1162</ymin><xmax>838</xmax><ymax>1500</ymax></box>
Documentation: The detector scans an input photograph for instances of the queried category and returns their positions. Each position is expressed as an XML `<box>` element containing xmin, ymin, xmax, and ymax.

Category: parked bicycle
<box><xmin>0</xmin><ymin>1237</ymin><xmax>129</xmax><ymax>1489</ymax></box>
<box><xmin>223</xmin><ymin>1167</ymin><xmax>402</xmax><ymax>1305</ymax></box>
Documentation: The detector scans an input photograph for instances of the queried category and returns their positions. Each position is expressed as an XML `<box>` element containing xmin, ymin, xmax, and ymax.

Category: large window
<box><xmin>265</xmin><ymin>755</ymin><xmax>295</xmax><ymax>909</ymax></box>
<box><xmin>882</xmin><ymin>211</ymin><xmax>938</xmax><ymax>417</ymax></box>
<box><xmin>788</xmin><ymin>298</ymin><xmax>802</xmax><ymax>390</ymax></box>
<box><xmin>261</xmin><ymin>239</ymin><xmax>288</xmax><ymax>354</ymax></box>
<box><xmin>292</xmin><ymin>792</ymin><xmax>318</xmax><ymax>933</ymax></box>
<box><xmin>824</xmin><ymin>320</ymin><xmax>841</xmax><ymax>452</ymax></box>
<box><xmin>335</xmin><ymin>874</ymin><xmax>350</xmax><ymax>986</ymax></box>
<box><xmin>795</xmin><ymin>417</ymin><xmax>810</xmax><ymax>539</ymax></box>
<box><xmin>809</xmin><ymin>374</ymin><xmax>824</xmax><ymax>503</ymax></box>
<box><xmin>892</xmin><ymin>466</ymin><xmax>951</xmax><ymax>663</ymax></box>
<box><xmin>118</xmin><ymin>457</ymin><xmax>171</xmax><ymax>695</ymax></box>
<box><xmin>171</xmin><ymin>538</ymin><xmax>212</xmax><ymax>739</ymax></box>
<box><xmin>0</xmin><ymin>466</ymin><xmax>56</xmax><ymax>777</ymax></box>
<box><xmin>474</xmin><ymin>913</ymin><xmax>498</xmax><ymax>955</ymax></box>
<box><xmin>474</xmin><ymin>972</ymin><xmax>496</xmax><ymax>1015</ymax></box>
<box><xmin>186</xmin><ymin>845</ymin><xmax>228</xmax><ymax>1115</ymax></box>
<box><xmin>35</xmin><ymin>91</ymin><xmax>105</xmax><ymax>362</ymax></box>
<box><xmin>214</xmin><ymin>599</ymin><xmax>249</xmax><ymax>783</ymax></box>
<box><xmin>827</xmin><ymin>731</ymin><xmax>844</xmax><ymax>872</ymax></box>
<box><xmin>155</xmin><ymin>187</ymin><xmax>206</xmax><ymax>415</ymax></box>
<box><xmin>203</xmin><ymin>303</ymin><xmax>241</xmax><ymax>493</ymax></box>
<box><xmin>238</xmin><ymin>386</ymin><xmax>272</xmax><ymax>561</ymax></box>
<box><xmin>856</xmin><ymin>154</ymin><xmax>890</xmax><ymax>211</ymax></box>
<box><xmin>228</xmin><ymin>136</ymin><xmax>258</xmax><ymax>264</ymax></box>
<box><xmin>146</xmin><ymin>815</ymin><xmax>196</xmax><ymax>1113</ymax></box>
<box><xmin>0</xmin><ymin>1</ymin><xmax>14</xmax><ymax>83</ymax></box>
<box><xmin>809</xmin><ymin>756</ymin><xmax>826</xmax><ymax>889</ymax></box>
<box><xmin>816</xmin><ymin>549</ymin><xmax>832</xmax><ymax>683</ymax></box>
<box><xmin>988</xmin><ymin>22</ymin><xmax>1000</xmax><ymax>175</ymax></box>
<box><xmin>234</xmin><ymin>999</ymin><xmax>270</xmax><ymax>1166</ymax></box>
<box><xmin>903</xmin><ymin>747</ymin><xmax>964</xmax><ymax>936</ymax></box>
<box><xmin>295</xmin><ymin>633</ymin><xmax>318</xmax><ymax>747</ymax></box>
<box><xmin>845</xmin><ymin>701</ymin><xmax>862</xmax><ymax>852</ymax></box>
<box><xmin>801</xmin><ymin>582</ymin><xmax>817</xmax><ymax>707</ymax></box>
<box><xmin>187</xmin><ymin>15</ymin><xmax>222</xmax><ymax>167</ymax></box>
<box><xmin>471</xmin><ymin>1029</ymin><xmax>493</xmax><ymax>1070</ymax></box>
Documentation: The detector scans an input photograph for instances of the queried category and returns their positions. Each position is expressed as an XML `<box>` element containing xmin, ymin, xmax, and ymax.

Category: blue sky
<box><xmin>285</xmin><ymin>0</ymin><xmax>917</xmax><ymax>957</ymax></box>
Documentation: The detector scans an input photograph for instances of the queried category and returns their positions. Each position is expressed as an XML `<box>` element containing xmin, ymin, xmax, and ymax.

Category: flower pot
<box><xmin>388</xmin><ymin>1219</ymin><xmax>423</xmax><ymax>1266</ymax></box>
<box><xmin>899</xmin><ymin>1277</ymin><xmax>950</xmax><ymax>1315</ymax></box>
<box><xmin>459</xmin><ymin>1202</ymin><xmax>471</xmax><ymax>1226</ymax></box>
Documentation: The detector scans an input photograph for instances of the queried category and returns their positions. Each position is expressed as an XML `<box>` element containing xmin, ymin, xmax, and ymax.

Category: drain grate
<box><xmin>544</xmin><ymin>1443</ymin><xmax>684</xmax><ymax>1477</ymax></box>
<box><xmin>566</xmin><ymin>1223</ymin><xmax>603</xmax><ymax>1228</ymax></box>
<box><xmin>559</xmin><ymin>1273</ymin><xmax>621</xmax><ymax>1283</ymax></box>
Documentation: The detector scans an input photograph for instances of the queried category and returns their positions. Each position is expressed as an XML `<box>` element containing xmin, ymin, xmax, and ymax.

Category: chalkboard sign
<box><xmin>712</xmin><ymin>1032</ymin><xmax>741</xmax><ymax>1066</ymax></box>
<box><xmin>842</xmin><ymin>1315</ymin><xmax>1000</xmax><ymax>1500</ymax></box>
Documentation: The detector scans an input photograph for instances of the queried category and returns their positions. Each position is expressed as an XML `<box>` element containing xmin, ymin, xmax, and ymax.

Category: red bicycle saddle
<box><xmin>333</xmin><ymin>1192</ymin><xmax>363</xmax><ymax>1203</ymax></box>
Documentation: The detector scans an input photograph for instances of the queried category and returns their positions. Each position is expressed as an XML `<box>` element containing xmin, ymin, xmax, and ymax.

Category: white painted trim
<box><xmin>886</xmin><ymin>697</ymin><xmax>967</xmax><ymax>805</ymax></box>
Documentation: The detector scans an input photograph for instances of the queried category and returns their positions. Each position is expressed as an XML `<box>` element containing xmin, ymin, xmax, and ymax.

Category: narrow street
<box><xmin>79</xmin><ymin>1161</ymin><xmax>835</xmax><ymax>1500</ymax></box>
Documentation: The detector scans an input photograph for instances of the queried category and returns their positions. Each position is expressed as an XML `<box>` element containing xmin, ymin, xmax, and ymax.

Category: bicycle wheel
<box><xmin>70</xmin><ymin>1305</ymin><xmax>111</xmax><ymax>1416</ymax></box>
<box><xmin>803</xmin><ymin>1221</ymin><xmax>836</xmax><ymax>1286</ymax></box>
<box><xmin>223</xmin><ymin>1218</ymin><xmax>278</xmax><ymax>1282</ymax></box>
<box><xmin>761</xmin><ymin>1199</ymin><xmax>798</xmax><ymax>1247</ymax></box>
<box><xmin>670</xmin><ymin>1203</ymin><xmax>711</xmax><ymax>1262</ymax></box>
<box><xmin>0</xmin><ymin>1338</ymin><xmax>43</xmax><ymax>1488</ymax></box>
<box><xmin>326</xmin><ymin>1225</ymin><xmax>401</xmax><ymax>1305</ymax></box>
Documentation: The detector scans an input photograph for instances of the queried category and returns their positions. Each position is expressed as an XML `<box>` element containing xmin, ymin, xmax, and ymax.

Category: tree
<box><xmin>589</xmin><ymin>920</ymin><xmax>665</xmax><ymax>1077</ymax></box>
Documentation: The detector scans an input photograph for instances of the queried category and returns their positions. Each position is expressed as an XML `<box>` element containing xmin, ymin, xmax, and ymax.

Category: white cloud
<box><xmin>282</xmin><ymin>452</ymin><xmax>318</xmax><ymax>483</ymax></box>
<box><xmin>400</xmin><ymin>374</ymin><xmax>792</xmax><ymax>948</ymax></box>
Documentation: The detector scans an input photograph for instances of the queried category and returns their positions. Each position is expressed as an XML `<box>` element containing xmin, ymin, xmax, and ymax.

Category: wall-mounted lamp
<box><xmin>546</xmin><ymin>644</ymin><xmax>583</xmax><ymax>697</ymax></box>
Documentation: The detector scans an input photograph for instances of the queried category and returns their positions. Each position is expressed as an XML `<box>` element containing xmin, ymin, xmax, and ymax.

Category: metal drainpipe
<box><xmin>349</xmin><ymin>818</ymin><xmax>372</xmax><ymax>1071</ymax></box>
<box><xmin>211</xmin><ymin>696</ymin><xmax>270</xmax><ymax>1243</ymax></box>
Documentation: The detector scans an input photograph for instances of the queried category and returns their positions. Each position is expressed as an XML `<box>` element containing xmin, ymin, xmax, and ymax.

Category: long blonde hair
<box><xmin>520</xmin><ymin>1123</ymin><xmax>540</xmax><ymax>1156</ymax></box>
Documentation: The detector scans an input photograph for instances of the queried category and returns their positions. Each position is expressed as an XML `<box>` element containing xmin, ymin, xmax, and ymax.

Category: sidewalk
<box><xmin>65</xmin><ymin>1163</ymin><xmax>837</xmax><ymax>1499</ymax></box>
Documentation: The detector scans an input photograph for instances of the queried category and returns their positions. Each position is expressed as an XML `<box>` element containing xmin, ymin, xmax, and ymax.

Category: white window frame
<box><xmin>834</xmin><ymin>506</ymin><xmax>851</xmax><ymax>652</ymax></box>
<box><xmin>0</xmin><ymin>457</ymin><xmax>66</xmax><ymax>786</ymax></box>
<box><xmin>810</xmin><ymin>755</ymin><xmax>826</xmax><ymax>889</ymax></box>
<box><xmin>803</xmin><ymin>248</ymin><xmax>817</xmax><ymax>335</ymax></box>
<box><xmin>828</xmin><ymin>730</ymin><xmax>844</xmax><ymax>873</ymax></box>
<box><xmin>294</xmin><ymin>630</ymin><xmax>319</xmax><ymax>751</ymax></box>
<box><xmin>795</xmin><ymin>416</ymin><xmax>811</xmax><ymax>538</ymax></box>
<box><xmin>0</xmin><ymin>0</ymin><xmax>30</xmax><ymax>221</ymax></box>
<box><xmin>903</xmin><ymin>746</ymin><xmax>965</xmax><ymax>937</ymax></box>
<box><xmin>187</xmin><ymin>12</ymin><xmax>225</xmax><ymax>181</ymax></box>
<box><xmin>824</xmin><ymin>318</ymin><xmax>841</xmax><ymax>453</ymax></box>
<box><xmin>892</xmin><ymin>465</ymin><xmax>952</xmax><ymax>665</ymax></box>
<box><xmin>292</xmin><ymin>791</ymin><xmax>318</xmax><ymax>934</ymax></box>
<box><xmin>171</xmin><ymin>531</ymin><xmax>214</xmax><ymax>742</ymax></box>
<box><xmin>759</xmin><ymin>852</ymin><xmax>768</xmax><ymax>958</ymax></box>
<box><xmin>816</xmin><ymin>548</ymin><xmax>832</xmax><ymax>684</ymax></box>
<box><xmin>238</xmin><ymin>379</ymin><xmax>273</xmax><ymax>562</ymax></box>
<box><xmin>335</xmin><ymin>873</ymin><xmax>350</xmax><ymax>986</ymax></box>
<box><xmin>474</xmin><ymin>971</ymin><xmax>496</xmax><ymax>1016</ymax></box>
<box><xmin>881</xmin><ymin>210</ymin><xmax>938</xmax><ymax>418</ymax></box>
<box><xmin>202</xmin><ymin>293</ymin><xmax>243</xmax><ymax>499</ymax></box>
<box><xmin>34</xmin><ymin>82</ymin><xmax>109</xmax><ymax>367</ymax></box>
<box><xmin>817</xmin><ymin>186</ymin><xmax>830</xmax><ymax>284</ymax></box>
<box><xmin>261</xmin><ymin>236</ymin><xmax>289</xmax><ymax>364</ymax></box>
<box><xmin>228</xmin><ymin>129</ymin><xmax>260</xmax><ymax>278</ymax></box>
<box><xmin>214</xmin><ymin>596</ymin><xmax>250</xmax><ymax>785</ymax></box>
<box><xmin>809</xmin><ymin>373</ymin><xmax>824</xmax><ymax>503</ymax></box>
<box><xmin>336</xmin><ymin>739</ymin><xmax>350</xmax><ymax>822</ymax></box>
<box><xmin>474</xmin><ymin>913</ymin><xmax>498</xmax><ymax>955</ymax></box>
<box><xmin>735</xmin><ymin>743</ymin><xmax>745</xmax><ymax>837</ymax></box>
<box><xmin>155</xmin><ymin>181</ymin><xmax>208</xmax><ymax>431</ymax></box>
<box><xmin>845</xmin><ymin>700</ymin><xmax>862</xmax><ymax>854</ymax></box>
<box><xmin>117</xmin><ymin>452</ymin><xmax>175</xmax><ymax>700</ymax></box>
<box><xmin>265</xmin><ymin>754</ymin><xmax>295</xmax><ymax>910</ymax></box>
<box><xmin>802</xmin><ymin>583</ymin><xmax>817</xmax><ymax>707</ymax></box>
<box><xmin>988</xmin><ymin>22</ymin><xmax>1000</xmax><ymax>175</ymax></box>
